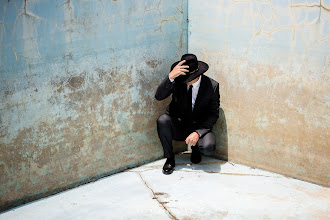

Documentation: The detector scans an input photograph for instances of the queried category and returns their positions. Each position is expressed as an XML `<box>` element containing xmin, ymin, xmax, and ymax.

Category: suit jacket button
<box><xmin>178</xmin><ymin>118</ymin><xmax>181</xmax><ymax>121</ymax></box>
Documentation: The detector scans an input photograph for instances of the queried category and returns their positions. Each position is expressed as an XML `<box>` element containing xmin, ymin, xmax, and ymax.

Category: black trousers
<box><xmin>157</xmin><ymin>114</ymin><xmax>216</xmax><ymax>159</ymax></box>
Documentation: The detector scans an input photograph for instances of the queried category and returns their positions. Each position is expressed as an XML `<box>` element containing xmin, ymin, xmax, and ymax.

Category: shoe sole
<box><xmin>162</xmin><ymin>169</ymin><xmax>174</xmax><ymax>175</ymax></box>
<box><xmin>191</xmin><ymin>157</ymin><xmax>202</xmax><ymax>164</ymax></box>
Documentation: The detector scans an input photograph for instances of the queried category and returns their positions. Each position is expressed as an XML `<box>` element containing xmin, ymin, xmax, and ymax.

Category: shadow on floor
<box><xmin>174</xmin><ymin>153</ymin><xmax>227</xmax><ymax>173</ymax></box>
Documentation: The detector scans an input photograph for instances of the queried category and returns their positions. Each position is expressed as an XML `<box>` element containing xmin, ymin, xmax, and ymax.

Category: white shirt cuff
<box><xmin>168</xmin><ymin>75</ymin><xmax>174</xmax><ymax>82</ymax></box>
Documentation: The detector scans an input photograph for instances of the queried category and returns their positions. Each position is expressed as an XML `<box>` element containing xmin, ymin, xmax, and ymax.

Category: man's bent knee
<box><xmin>157</xmin><ymin>114</ymin><xmax>172</xmax><ymax>126</ymax></box>
<box><xmin>198</xmin><ymin>132</ymin><xmax>216</xmax><ymax>156</ymax></box>
<box><xmin>200</xmin><ymin>144</ymin><xmax>215</xmax><ymax>156</ymax></box>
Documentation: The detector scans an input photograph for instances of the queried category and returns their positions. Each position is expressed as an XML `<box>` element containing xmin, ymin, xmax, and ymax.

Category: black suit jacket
<box><xmin>155</xmin><ymin>75</ymin><xmax>220</xmax><ymax>137</ymax></box>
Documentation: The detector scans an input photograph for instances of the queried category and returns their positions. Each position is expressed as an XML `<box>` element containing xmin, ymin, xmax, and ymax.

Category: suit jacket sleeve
<box><xmin>196</xmin><ymin>83</ymin><xmax>220</xmax><ymax>137</ymax></box>
<box><xmin>155</xmin><ymin>76</ymin><xmax>174</xmax><ymax>101</ymax></box>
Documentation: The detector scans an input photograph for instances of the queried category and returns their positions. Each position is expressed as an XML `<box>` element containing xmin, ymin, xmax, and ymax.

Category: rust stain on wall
<box><xmin>145</xmin><ymin>60</ymin><xmax>163</xmax><ymax>68</ymax></box>
<box><xmin>68</xmin><ymin>76</ymin><xmax>85</xmax><ymax>90</ymax></box>
<box><xmin>211</xmin><ymin>53</ymin><xmax>329</xmax><ymax>186</ymax></box>
<box><xmin>0</xmin><ymin>65</ymin><xmax>166</xmax><ymax>208</ymax></box>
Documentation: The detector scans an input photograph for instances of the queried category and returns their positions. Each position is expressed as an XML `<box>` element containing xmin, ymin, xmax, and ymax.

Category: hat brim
<box><xmin>171</xmin><ymin>61</ymin><xmax>209</xmax><ymax>83</ymax></box>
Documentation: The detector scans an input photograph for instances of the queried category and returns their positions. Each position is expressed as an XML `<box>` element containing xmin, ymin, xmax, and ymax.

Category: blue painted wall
<box><xmin>189</xmin><ymin>0</ymin><xmax>329</xmax><ymax>186</ymax></box>
<box><xmin>0</xmin><ymin>0</ymin><xmax>187</xmax><ymax>209</ymax></box>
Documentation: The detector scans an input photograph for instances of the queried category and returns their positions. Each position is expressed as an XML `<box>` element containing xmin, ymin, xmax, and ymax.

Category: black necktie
<box><xmin>187</xmin><ymin>85</ymin><xmax>193</xmax><ymax>124</ymax></box>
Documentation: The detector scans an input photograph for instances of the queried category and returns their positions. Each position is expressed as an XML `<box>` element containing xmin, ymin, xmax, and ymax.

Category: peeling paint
<box><xmin>0</xmin><ymin>0</ymin><xmax>188</xmax><ymax>211</ymax></box>
<box><xmin>145</xmin><ymin>59</ymin><xmax>163</xmax><ymax>68</ymax></box>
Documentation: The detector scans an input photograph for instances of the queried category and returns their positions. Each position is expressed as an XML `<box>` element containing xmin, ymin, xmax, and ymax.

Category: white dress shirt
<box><xmin>168</xmin><ymin>75</ymin><xmax>201</xmax><ymax>111</ymax></box>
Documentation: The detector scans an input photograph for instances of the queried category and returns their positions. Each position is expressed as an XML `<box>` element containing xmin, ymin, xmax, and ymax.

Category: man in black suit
<box><xmin>155</xmin><ymin>54</ymin><xmax>220</xmax><ymax>175</ymax></box>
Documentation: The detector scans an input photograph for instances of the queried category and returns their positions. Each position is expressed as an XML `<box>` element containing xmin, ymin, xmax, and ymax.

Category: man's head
<box><xmin>170</xmin><ymin>54</ymin><xmax>209</xmax><ymax>84</ymax></box>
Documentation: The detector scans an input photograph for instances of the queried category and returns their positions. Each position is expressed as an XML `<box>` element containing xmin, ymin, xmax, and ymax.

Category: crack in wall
<box><xmin>136</xmin><ymin>172</ymin><xmax>178</xmax><ymax>220</ymax></box>
<box><xmin>290</xmin><ymin>0</ymin><xmax>330</xmax><ymax>11</ymax></box>
<box><xmin>200</xmin><ymin>0</ymin><xmax>329</xmax><ymax>57</ymax></box>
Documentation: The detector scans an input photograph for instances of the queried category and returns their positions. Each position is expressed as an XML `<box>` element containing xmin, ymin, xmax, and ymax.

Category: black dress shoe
<box><xmin>162</xmin><ymin>158</ymin><xmax>175</xmax><ymax>175</ymax></box>
<box><xmin>191</xmin><ymin>146</ymin><xmax>201</xmax><ymax>164</ymax></box>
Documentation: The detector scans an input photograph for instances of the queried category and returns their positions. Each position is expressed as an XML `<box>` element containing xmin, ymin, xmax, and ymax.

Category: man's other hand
<box><xmin>169</xmin><ymin>60</ymin><xmax>189</xmax><ymax>80</ymax></box>
<box><xmin>185</xmin><ymin>132</ymin><xmax>200</xmax><ymax>146</ymax></box>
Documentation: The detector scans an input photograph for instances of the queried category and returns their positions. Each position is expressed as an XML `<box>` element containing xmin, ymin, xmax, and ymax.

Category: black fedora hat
<box><xmin>171</xmin><ymin>54</ymin><xmax>209</xmax><ymax>83</ymax></box>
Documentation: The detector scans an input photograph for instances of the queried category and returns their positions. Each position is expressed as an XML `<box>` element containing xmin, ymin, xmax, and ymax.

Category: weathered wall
<box><xmin>189</xmin><ymin>0</ymin><xmax>329</xmax><ymax>186</ymax></box>
<box><xmin>0</xmin><ymin>0</ymin><xmax>187</xmax><ymax>210</ymax></box>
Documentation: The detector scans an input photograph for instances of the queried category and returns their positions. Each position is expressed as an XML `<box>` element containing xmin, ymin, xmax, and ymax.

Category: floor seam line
<box><xmin>174</xmin><ymin>170</ymin><xmax>283</xmax><ymax>177</ymax></box>
<box><xmin>129</xmin><ymin>169</ymin><xmax>283</xmax><ymax>178</ymax></box>
<box><xmin>136</xmin><ymin>172</ymin><xmax>178</xmax><ymax>220</ymax></box>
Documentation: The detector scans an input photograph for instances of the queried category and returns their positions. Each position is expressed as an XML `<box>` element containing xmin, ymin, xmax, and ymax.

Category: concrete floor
<box><xmin>1</xmin><ymin>153</ymin><xmax>329</xmax><ymax>220</ymax></box>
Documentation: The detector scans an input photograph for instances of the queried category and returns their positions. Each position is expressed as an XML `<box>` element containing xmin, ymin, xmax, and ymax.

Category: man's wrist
<box><xmin>195</xmin><ymin>131</ymin><xmax>201</xmax><ymax>138</ymax></box>
<box><xmin>168</xmin><ymin>75</ymin><xmax>174</xmax><ymax>82</ymax></box>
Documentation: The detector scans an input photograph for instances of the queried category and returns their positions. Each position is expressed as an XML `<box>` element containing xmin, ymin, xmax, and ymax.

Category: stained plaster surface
<box><xmin>0</xmin><ymin>0</ymin><xmax>188</xmax><ymax>209</ymax></box>
<box><xmin>0</xmin><ymin>154</ymin><xmax>329</xmax><ymax>220</ymax></box>
<box><xmin>189</xmin><ymin>0</ymin><xmax>330</xmax><ymax>186</ymax></box>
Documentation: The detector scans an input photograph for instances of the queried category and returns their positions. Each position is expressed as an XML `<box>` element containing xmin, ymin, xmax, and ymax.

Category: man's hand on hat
<box><xmin>185</xmin><ymin>132</ymin><xmax>200</xmax><ymax>146</ymax></box>
<box><xmin>169</xmin><ymin>60</ymin><xmax>189</xmax><ymax>81</ymax></box>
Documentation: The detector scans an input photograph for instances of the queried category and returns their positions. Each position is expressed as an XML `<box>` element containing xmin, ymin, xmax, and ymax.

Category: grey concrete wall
<box><xmin>0</xmin><ymin>0</ymin><xmax>187</xmax><ymax>210</ymax></box>
<box><xmin>189</xmin><ymin>0</ymin><xmax>329</xmax><ymax>186</ymax></box>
